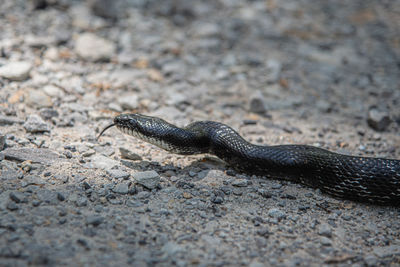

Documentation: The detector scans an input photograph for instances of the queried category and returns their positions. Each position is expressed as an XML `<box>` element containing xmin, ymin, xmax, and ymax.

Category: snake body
<box><xmin>99</xmin><ymin>114</ymin><xmax>400</xmax><ymax>206</ymax></box>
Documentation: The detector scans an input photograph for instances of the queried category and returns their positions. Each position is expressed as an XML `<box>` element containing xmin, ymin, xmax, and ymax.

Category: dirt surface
<box><xmin>0</xmin><ymin>0</ymin><xmax>400</xmax><ymax>266</ymax></box>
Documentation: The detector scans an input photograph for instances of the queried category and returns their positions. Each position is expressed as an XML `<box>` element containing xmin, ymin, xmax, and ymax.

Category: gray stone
<box><xmin>119</xmin><ymin>147</ymin><xmax>142</xmax><ymax>161</ymax></box>
<box><xmin>24</xmin><ymin>114</ymin><xmax>50</xmax><ymax>133</ymax></box>
<box><xmin>117</xmin><ymin>95</ymin><xmax>139</xmax><ymax>110</ymax></box>
<box><xmin>75</xmin><ymin>33</ymin><xmax>115</xmax><ymax>62</ymax></box>
<box><xmin>267</xmin><ymin>208</ymin><xmax>286</xmax><ymax>220</ymax></box>
<box><xmin>133</xmin><ymin>171</ymin><xmax>160</xmax><ymax>189</ymax></box>
<box><xmin>318</xmin><ymin>223</ymin><xmax>332</xmax><ymax>238</ymax></box>
<box><xmin>112</xmin><ymin>183</ymin><xmax>129</xmax><ymax>194</ymax></box>
<box><xmin>0</xmin><ymin>135</ymin><xmax>5</xmax><ymax>151</ymax></box>
<box><xmin>320</xmin><ymin>236</ymin><xmax>332</xmax><ymax>246</ymax></box>
<box><xmin>249</xmin><ymin>91</ymin><xmax>267</xmax><ymax>114</ymax></box>
<box><xmin>86</xmin><ymin>215</ymin><xmax>104</xmax><ymax>226</ymax></box>
<box><xmin>364</xmin><ymin>255</ymin><xmax>378</xmax><ymax>267</ymax></box>
<box><xmin>89</xmin><ymin>0</ymin><xmax>119</xmax><ymax>19</ymax></box>
<box><xmin>265</xmin><ymin>59</ymin><xmax>282</xmax><ymax>83</ymax></box>
<box><xmin>0</xmin><ymin>61</ymin><xmax>32</xmax><ymax>81</ymax></box>
<box><xmin>6</xmin><ymin>201</ymin><xmax>18</xmax><ymax>211</ymax></box>
<box><xmin>36</xmin><ymin>189</ymin><xmax>59</xmax><ymax>205</ymax></box>
<box><xmin>39</xmin><ymin>108</ymin><xmax>59</xmax><ymax>120</ymax></box>
<box><xmin>42</xmin><ymin>85</ymin><xmax>64</xmax><ymax>98</ymax></box>
<box><xmin>107</xmin><ymin>169</ymin><xmax>130</xmax><ymax>180</ymax></box>
<box><xmin>367</xmin><ymin>108</ymin><xmax>391</xmax><ymax>131</ymax></box>
<box><xmin>136</xmin><ymin>191</ymin><xmax>151</xmax><ymax>199</ymax></box>
<box><xmin>21</xmin><ymin>175</ymin><xmax>46</xmax><ymax>187</ymax></box>
<box><xmin>0</xmin><ymin>116</ymin><xmax>24</xmax><ymax>126</ymax></box>
<box><xmin>232</xmin><ymin>179</ymin><xmax>248</xmax><ymax>187</ymax></box>
<box><xmin>9</xmin><ymin>192</ymin><xmax>27</xmax><ymax>203</ymax></box>
<box><xmin>373</xmin><ymin>245</ymin><xmax>400</xmax><ymax>258</ymax></box>
<box><xmin>75</xmin><ymin>196</ymin><xmax>88</xmax><ymax>207</ymax></box>
<box><xmin>87</xmin><ymin>154</ymin><xmax>119</xmax><ymax>170</ymax></box>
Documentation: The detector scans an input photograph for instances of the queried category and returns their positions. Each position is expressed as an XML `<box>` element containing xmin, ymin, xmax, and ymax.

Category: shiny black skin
<box><xmin>106</xmin><ymin>114</ymin><xmax>400</xmax><ymax>206</ymax></box>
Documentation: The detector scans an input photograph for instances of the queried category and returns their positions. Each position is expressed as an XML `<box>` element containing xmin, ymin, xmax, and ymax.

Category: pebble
<box><xmin>367</xmin><ymin>108</ymin><xmax>391</xmax><ymax>131</ymax></box>
<box><xmin>42</xmin><ymin>85</ymin><xmax>64</xmax><ymax>98</ymax></box>
<box><xmin>9</xmin><ymin>192</ymin><xmax>27</xmax><ymax>203</ymax></box>
<box><xmin>75</xmin><ymin>196</ymin><xmax>88</xmax><ymax>207</ymax></box>
<box><xmin>89</xmin><ymin>0</ymin><xmax>119</xmax><ymax>19</ymax></box>
<box><xmin>39</xmin><ymin>108</ymin><xmax>59</xmax><ymax>120</ymax></box>
<box><xmin>133</xmin><ymin>171</ymin><xmax>160</xmax><ymax>190</ymax></box>
<box><xmin>107</xmin><ymin>169</ymin><xmax>130</xmax><ymax>180</ymax></box>
<box><xmin>112</xmin><ymin>183</ymin><xmax>129</xmax><ymax>194</ymax></box>
<box><xmin>23</xmin><ymin>115</ymin><xmax>50</xmax><ymax>133</ymax></box>
<box><xmin>232</xmin><ymin>179</ymin><xmax>248</xmax><ymax>187</ymax></box>
<box><xmin>136</xmin><ymin>191</ymin><xmax>151</xmax><ymax>199</ymax></box>
<box><xmin>6</xmin><ymin>201</ymin><xmax>18</xmax><ymax>211</ymax></box>
<box><xmin>86</xmin><ymin>215</ymin><xmax>104</xmax><ymax>226</ymax></box>
<box><xmin>36</xmin><ymin>189</ymin><xmax>59</xmax><ymax>205</ymax></box>
<box><xmin>320</xmin><ymin>236</ymin><xmax>332</xmax><ymax>246</ymax></box>
<box><xmin>75</xmin><ymin>33</ymin><xmax>115</xmax><ymax>62</ymax></box>
<box><xmin>267</xmin><ymin>208</ymin><xmax>286</xmax><ymax>220</ymax></box>
<box><xmin>249</xmin><ymin>91</ymin><xmax>267</xmax><ymax>114</ymax></box>
<box><xmin>119</xmin><ymin>147</ymin><xmax>142</xmax><ymax>161</ymax></box>
<box><xmin>0</xmin><ymin>115</ymin><xmax>24</xmax><ymax>126</ymax></box>
<box><xmin>318</xmin><ymin>224</ymin><xmax>332</xmax><ymax>238</ymax></box>
<box><xmin>3</xmin><ymin>148</ymin><xmax>61</xmax><ymax>164</ymax></box>
<box><xmin>117</xmin><ymin>94</ymin><xmax>139</xmax><ymax>110</ymax></box>
<box><xmin>0</xmin><ymin>135</ymin><xmax>5</xmax><ymax>151</ymax></box>
<box><xmin>0</xmin><ymin>61</ymin><xmax>32</xmax><ymax>81</ymax></box>
<box><xmin>373</xmin><ymin>245</ymin><xmax>400</xmax><ymax>258</ymax></box>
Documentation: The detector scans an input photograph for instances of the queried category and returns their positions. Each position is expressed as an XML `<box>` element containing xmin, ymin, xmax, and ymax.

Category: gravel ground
<box><xmin>0</xmin><ymin>0</ymin><xmax>400</xmax><ymax>266</ymax></box>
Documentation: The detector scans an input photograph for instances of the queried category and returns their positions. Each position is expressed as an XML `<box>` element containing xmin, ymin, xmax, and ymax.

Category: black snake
<box><xmin>98</xmin><ymin>114</ymin><xmax>400</xmax><ymax>206</ymax></box>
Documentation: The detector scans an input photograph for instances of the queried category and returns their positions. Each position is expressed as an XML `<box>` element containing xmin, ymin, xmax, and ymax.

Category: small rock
<box><xmin>26</xmin><ymin>89</ymin><xmax>53</xmax><ymax>108</ymax></box>
<box><xmin>367</xmin><ymin>108</ymin><xmax>391</xmax><ymax>131</ymax></box>
<box><xmin>136</xmin><ymin>191</ymin><xmax>151</xmax><ymax>199</ymax></box>
<box><xmin>318</xmin><ymin>223</ymin><xmax>332</xmax><ymax>238</ymax></box>
<box><xmin>75</xmin><ymin>196</ymin><xmax>88</xmax><ymax>207</ymax></box>
<box><xmin>265</xmin><ymin>59</ymin><xmax>282</xmax><ymax>83</ymax></box>
<box><xmin>0</xmin><ymin>61</ymin><xmax>32</xmax><ymax>81</ymax></box>
<box><xmin>87</xmin><ymin>154</ymin><xmax>118</xmax><ymax>170</ymax></box>
<box><xmin>117</xmin><ymin>95</ymin><xmax>139</xmax><ymax>110</ymax></box>
<box><xmin>9</xmin><ymin>192</ymin><xmax>27</xmax><ymax>203</ymax></box>
<box><xmin>267</xmin><ymin>208</ymin><xmax>286</xmax><ymax>220</ymax></box>
<box><xmin>23</xmin><ymin>115</ymin><xmax>50</xmax><ymax>133</ymax></box>
<box><xmin>43</xmin><ymin>47</ymin><xmax>59</xmax><ymax>61</ymax></box>
<box><xmin>107</xmin><ymin>169</ymin><xmax>130</xmax><ymax>180</ymax></box>
<box><xmin>133</xmin><ymin>171</ymin><xmax>160</xmax><ymax>189</ymax></box>
<box><xmin>119</xmin><ymin>147</ymin><xmax>142</xmax><ymax>161</ymax></box>
<box><xmin>232</xmin><ymin>179</ymin><xmax>248</xmax><ymax>187</ymax></box>
<box><xmin>320</xmin><ymin>236</ymin><xmax>332</xmax><ymax>246</ymax></box>
<box><xmin>0</xmin><ymin>116</ymin><xmax>24</xmax><ymax>126</ymax></box>
<box><xmin>364</xmin><ymin>255</ymin><xmax>378</xmax><ymax>267</ymax></box>
<box><xmin>211</xmin><ymin>195</ymin><xmax>224</xmax><ymax>204</ymax></box>
<box><xmin>6</xmin><ymin>202</ymin><xmax>18</xmax><ymax>211</ymax></box>
<box><xmin>21</xmin><ymin>175</ymin><xmax>46</xmax><ymax>187</ymax></box>
<box><xmin>36</xmin><ymin>189</ymin><xmax>59</xmax><ymax>205</ymax></box>
<box><xmin>373</xmin><ymin>245</ymin><xmax>400</xmax><ymax>258</ymax></box>
<box><xmin>42</xmin><ymin>85</ymin><xmax>64</xmax><ymax>98</ymax></box>
<box><xmin>75</xmin><ymin>33</ymin><xmax>115</xmax><ymax>62</ymax></box>
<box><xmin>0</xmin><ymin>135</ymin><xmax>5</xmax><ymax>151</ymax></box>
<box><xmin>39</xmin><ymin>108</ymin><xmax>59</xmax><ymax>120</ymax></box>
<box><xmin>89</xmin><ymin>0</ymin><xmax>119</xmax><ymax>19</ymax></box>
<box><xmin>249</xmin><ymin>91</ymin><xmax>267</xmax><ymax>114</ymax></box>
<box><xmin>86</xmin><ymin>215</ymin><xmax>104</xmax><ymax>226</ymax></box>
<box><xmin>112</xmin><ymin>183</ymin><xmax>129</xmax><ymax>194</ymax></box>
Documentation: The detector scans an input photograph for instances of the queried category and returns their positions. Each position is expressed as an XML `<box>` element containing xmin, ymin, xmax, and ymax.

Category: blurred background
<box><xmin>0</xmin><ymin>0</ymin><xmax>399</xmax><ymax>153</ymax></box>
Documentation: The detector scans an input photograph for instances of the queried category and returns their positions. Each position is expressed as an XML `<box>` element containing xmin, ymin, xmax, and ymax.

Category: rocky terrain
<box><xmin>0</xmin><ymin>0</ymin><xmax>399</xmax><ymax>266</ymax></box>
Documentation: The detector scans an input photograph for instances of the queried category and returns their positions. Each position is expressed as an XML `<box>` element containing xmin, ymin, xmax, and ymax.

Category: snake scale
<box><xmin>98</xmin><ymin>114</ymin><xmax>400</xmax><ymax>206</ymax></box>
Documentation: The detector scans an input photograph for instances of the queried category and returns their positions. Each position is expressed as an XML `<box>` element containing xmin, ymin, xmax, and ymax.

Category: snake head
<box><xmin>113</xmin><ymin>113</ymin><xmax>173</xmax><ymax>141</ymax></box>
